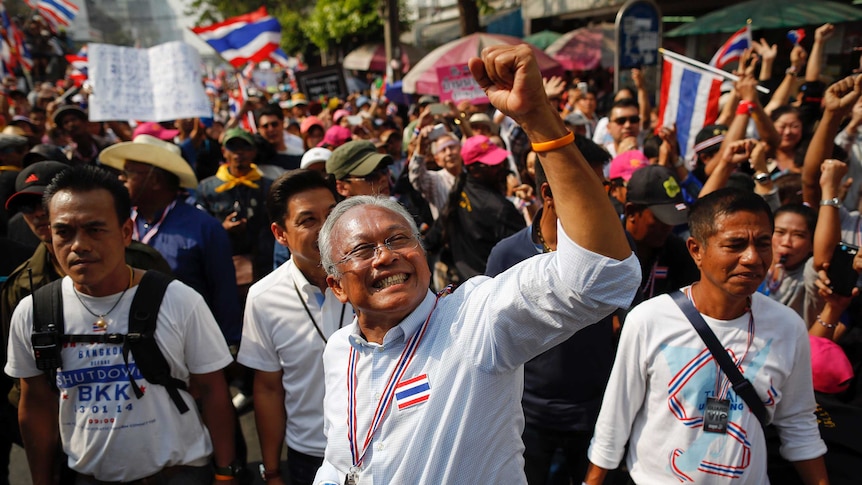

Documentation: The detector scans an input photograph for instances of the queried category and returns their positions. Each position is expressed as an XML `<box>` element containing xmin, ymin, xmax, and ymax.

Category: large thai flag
<box><xmin>191</xmin><ymin>7</ymin><xmax>282</xmax><ymax>68</ymax></box>
<box><xmin>709</xmin><ymin>26</ymin><xmax>751</xmax><ymax>70</ymax></box>
<box><xmin>25</xmin><ymin>0</ymin><xmax>78</xmax><ymax>28</ymax></box>
<box><xmin>657</xmin><ymin>55</ymin><xmax>723</xmax><ymax>160</ymax></box>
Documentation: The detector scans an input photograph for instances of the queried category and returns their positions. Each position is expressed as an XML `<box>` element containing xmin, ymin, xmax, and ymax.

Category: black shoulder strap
<box><xmin>122</xmin><ymin>271</ymin><xmax>190</xmax><ymax>414</ymax></box>
<box><xmin>670</xmin><ymin>291</ymin><xmax>769</xmax><ymax>428</ymax></box>
<box><xmin>32</xmin><ymin>279</ymin><xmax>64</xmax><ymax>334</ymax></box>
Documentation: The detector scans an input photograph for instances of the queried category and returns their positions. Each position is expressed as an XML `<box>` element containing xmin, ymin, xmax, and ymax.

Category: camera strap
<box><xmin>670</xmin><ymin>291</ymin><xmax>769</xmax><ymax>429</ymax></box>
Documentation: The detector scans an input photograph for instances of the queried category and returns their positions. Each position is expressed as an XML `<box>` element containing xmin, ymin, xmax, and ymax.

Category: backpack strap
<box><xmin>121</xmin><ymin>270</ymin><xmax>190</xmax><ymax>414</ymax></box>
<box><xmin>32</xmin><ymin>279</ymin><xmax>64</xmax><ymax>334</ymax></box>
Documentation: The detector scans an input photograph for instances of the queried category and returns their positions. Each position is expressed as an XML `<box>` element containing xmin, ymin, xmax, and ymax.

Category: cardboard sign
<box><xmin>435</xmin><ymin>64</ymin><xmax>488</xmax><ymax>104</ymax></box>
<box><xmin>89</xmin><ymin>41</ymin><xmax>212</xmax><ymax>122</ymax></box>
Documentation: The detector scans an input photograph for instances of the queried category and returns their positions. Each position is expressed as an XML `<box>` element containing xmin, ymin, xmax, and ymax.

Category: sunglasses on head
<box><xmin>612</xmin><ymin>115</ymin><xmax>640</xmax><ymax>125</ymax></box>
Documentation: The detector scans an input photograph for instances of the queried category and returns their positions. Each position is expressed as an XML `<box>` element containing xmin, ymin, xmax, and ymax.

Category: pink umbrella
<box><xmin>402</xmin><ymin>33</ymin><xmax>564</xmax><ymax>95</ymax></box>
<box><xmin>545</xmin><ymin>24</ymin><xmax>615</xmax><ymax>72</ymax></box>
<box><xmin>343</xmin><ymin>43</ymin><xmax>427</xmax><ymax>73</ymax></box>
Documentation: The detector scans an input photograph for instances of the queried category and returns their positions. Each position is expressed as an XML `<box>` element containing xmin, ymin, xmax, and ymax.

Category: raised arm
<box><xmin>806</xmin><ymin>24</ymin><xmax>835</xmax><ymax>83</ymax></box>
<box><xmin>469</xmin><ymin>45</ymin><xmax>630</xmax><ymax>260</ymax></box>
<box><xmin>802</xmin><ymin>75</ymin><xmax>862</xmax><ymax>205</ymax></box>
<box><xmin>812</xmin><ymin>159</ymin><xmax>848</xmax><ymax>270</ymax></box>
<box><xmin>632</xmin><ymin>68</ymin><xmax>652</xmax><ymax>133</ymax></box>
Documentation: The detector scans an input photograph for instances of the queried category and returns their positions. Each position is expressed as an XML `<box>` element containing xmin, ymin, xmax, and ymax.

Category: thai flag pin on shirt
<box><xmin>394</xmin><ymin>374</ymin><xmax>431</xmax><ymax>410</ymax></box>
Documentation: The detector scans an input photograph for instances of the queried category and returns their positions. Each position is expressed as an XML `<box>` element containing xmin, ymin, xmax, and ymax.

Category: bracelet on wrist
<box><xmin>736</xmin><ymin>100</ymin><xmax>756</xmax><ymax>116</ymax></box>
<box><xmin>816</xmin><ymin>314</ymin><xmax>836</xmax><ymax>329</ymax></box>
<box><xmin>531</xmin><ymin>131</ymin><xmax>574</xmax><ymax>153</ymax></box>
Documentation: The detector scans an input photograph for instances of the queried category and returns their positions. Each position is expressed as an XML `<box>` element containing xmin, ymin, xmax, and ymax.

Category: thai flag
<box><xmin>65</xmin><ymin>46</ymin><xmax>88</xmax><ymax>87</ymax></box>
<box><xmin>657</xmin><ymin>55</ymin><xmax>723</xmax><ymax>160</ymax></box>
<box><xmin>394</xmin><ymin>374</ymin><xmax>430</xmax><ymax>410</ymax></box>
<box><xmin>190</xmin><ymin>7</ymin><xmax>282</xmax><ymax>69</ymax></box>
<box><xmin>709</xmin><ymin>26</ymin><xmax>751</xmax><ymax>70</ymax></box>
<box><xmin>30</xmin><ymin>0</ymin><xmax>79</xmax><ymax>28</ymax></box>
<box><xmin>1</xmin><ymin>1</ymin><xmax>32</xmax><ymax>71</ymax></box>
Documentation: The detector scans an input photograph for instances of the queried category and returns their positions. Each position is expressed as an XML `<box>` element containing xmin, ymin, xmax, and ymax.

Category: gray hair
<box><xmin>319</xmin><ymin>195</ymin><xmax>422</xmax><ymax>277</ymax></box>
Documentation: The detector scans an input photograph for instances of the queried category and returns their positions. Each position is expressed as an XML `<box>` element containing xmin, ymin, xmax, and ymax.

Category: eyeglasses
<box><xmin>335</xmin><ymin>234</ymin><xmax>420</xmax><ymax>270</ymax></box>
<box><xmin>612</xmin><ymin>115</ymin><xmax>640</xmax><ymax>125</ymax></box>
<box><xmin>344</xmin><ymin>167</ymin><xmax>389</xmax><ymax>183</ymax></box>
<box><xmin>259</xmin><ymin>122</ymin><xmax>281</xmax><ymax>129</ymax></box>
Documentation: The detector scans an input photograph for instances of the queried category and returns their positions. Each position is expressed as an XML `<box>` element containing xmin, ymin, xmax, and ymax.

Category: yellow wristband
<box><xmin>214</xmin><ymin>474</ymin><xmax>234</xmax><ymax>481</ymax></box>
<box><xmin>531</xmin><ymin>131</ymin><xmax>574</xmax><ymax>153</ymax></box>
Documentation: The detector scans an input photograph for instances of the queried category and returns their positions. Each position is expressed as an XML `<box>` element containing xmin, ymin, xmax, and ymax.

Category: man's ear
<box><xmin>686</xmin><ymin>236</ymin><xmax>704</xmax><ymax>269</ymax></box>
<box><xmin>327</xmin><ymin>274</ymin><xmax>350</xmax><ymax>304</ymax></box>
<box><xmin>121</xmin><ymin>218</ymin><xmax>133</xmax><ymax>247</ymax></box>
<box><xmin>624</xmin><ymin>202</ymin><xmax>638</xmax><ymax>219</ymax></box>
<box><xmin>540</xmin><ymin>182</ymin><xmax>553</xmax><ymax>203</ymax></box>
<box><xmin>334</xmin><ymin>180</ymin><xmax>351</xmax><ymax>198</ymax></box>
<box><xmin>271</xmin><ymin>222</ymin><xmax>288</xmax><ymax>247</ymax></box>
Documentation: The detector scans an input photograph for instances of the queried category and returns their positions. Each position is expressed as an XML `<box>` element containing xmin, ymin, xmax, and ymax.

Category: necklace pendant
<box><xmin>95</xmin><ymin>316</ymin><xmax>107</xmax><ymax>329</ymax></box>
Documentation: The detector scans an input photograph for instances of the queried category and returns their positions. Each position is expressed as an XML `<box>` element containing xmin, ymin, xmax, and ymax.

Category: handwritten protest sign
<box><xmin>89</xmin><ymin>41</ymin><xmax>212</xmax><ymax>122</ymax></box>
<box><xmin>435</xmin><ymin>64</ymin><xmax>488</xmax><ymax>104</ymax></box>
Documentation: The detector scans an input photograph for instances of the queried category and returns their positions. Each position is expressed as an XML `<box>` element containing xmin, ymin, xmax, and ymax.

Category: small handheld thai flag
<box><xmin>787</xmin><ymin>29</ymin><xmax>805</xmax><ymax>46</ymax></box>
<box><xmin>394</xmin><ymin>374</ymin><xmax>430</xmax><ymax>410</ymax></box>
<box><xmin>709</xmin><ymin>26</ymin><xmax>752</xmax><ymax>70</ymax></box>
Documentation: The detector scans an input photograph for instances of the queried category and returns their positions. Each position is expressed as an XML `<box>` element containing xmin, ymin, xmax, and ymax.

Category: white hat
<box><xmin>99</xmin><ymin>135</ymin><xmax>198</xmax><ymax>189</ymax></box>
<box><xmin>300</xmin><ymin>147</ymin><xmax>332</xmax><ymax>169</ymax></box>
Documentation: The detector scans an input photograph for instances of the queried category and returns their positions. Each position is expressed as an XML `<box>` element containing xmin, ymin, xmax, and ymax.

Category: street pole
<box><xmin>383</xmin><ymin>0</ymin><xmax>401</xmax><ymax>81</ymax></box>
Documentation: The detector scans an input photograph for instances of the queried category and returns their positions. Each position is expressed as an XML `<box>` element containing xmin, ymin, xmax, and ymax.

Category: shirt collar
<box><xmin>348</xmin><ymin>289</ymin><xmax>436</xmax><ymax>349</ymax></box>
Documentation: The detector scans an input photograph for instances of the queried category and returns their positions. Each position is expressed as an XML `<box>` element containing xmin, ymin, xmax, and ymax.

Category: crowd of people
<box><xmin>0</xmin><ymin>19</ymin><xmax>860</xmax><ymax>485</ymax></box>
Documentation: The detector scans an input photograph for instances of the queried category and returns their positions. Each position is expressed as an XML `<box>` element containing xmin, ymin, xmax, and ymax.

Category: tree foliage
<box><xmin>303</xmin><ymin>0</ymin><xmax>385</xmax><ymax>54</ymax></box>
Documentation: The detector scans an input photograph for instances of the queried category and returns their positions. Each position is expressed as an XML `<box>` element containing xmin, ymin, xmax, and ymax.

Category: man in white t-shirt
<box><xmin>5</xmin><ymin>165</ymin><xmax>238</xmax><ymax>484</ymax></box>
<box><xmin>238</xmin><ymin>170</ymin><xmax>353</xmax><ymax>485</ymax></box>
<box><xmin>585</xmin><ymin>189</ymin><xmax>828</xmax><ymax>485</ymax></box>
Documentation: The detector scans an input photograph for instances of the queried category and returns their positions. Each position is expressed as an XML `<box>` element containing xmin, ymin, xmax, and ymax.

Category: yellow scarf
<box><xmin>214</xmin><ymin>164</ymin><xmax>262</xmax><ymax>193</ymax></box>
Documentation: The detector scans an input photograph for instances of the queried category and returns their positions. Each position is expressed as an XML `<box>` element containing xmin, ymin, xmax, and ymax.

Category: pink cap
<box><xmin>333</xmin><ymin>109</ymin><xmax>351</xmax><ymax>124</ymax></box>
<box><xmin>300</xmin><ymin>116</ymin><xmax>325</xmax><ymax>135</ymax></box>
<box><xmin>461</xmin><ymin>135</ymin><xmax>509</xmax><ymax>166</ymax></box>
<box><xmin>133</xmin><ymin>122</ymin><xmax>179</xmax><ymax>141</ymax></box>
<box><xmin>318</xmin><ymin>125</ymin><xmax>352</xmax><ymax>149</ymax></box>
<box><xmin>810</xmin><ymin>335</ymin><xmax>854</xmax><ymax>394</ymax></box>
<box><xmin>609</xmin><ymin>149</ymin><xmax>649</xmax><ymax>181</ymax></box>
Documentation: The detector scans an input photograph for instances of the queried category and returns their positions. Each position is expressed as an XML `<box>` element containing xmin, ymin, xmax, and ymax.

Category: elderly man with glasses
<box><xmin>311</xmin><ymin>44</ymin><xmax>640</xmax><ymax>485</ymax></box>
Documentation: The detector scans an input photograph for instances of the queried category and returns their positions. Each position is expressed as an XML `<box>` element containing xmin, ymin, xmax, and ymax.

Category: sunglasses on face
<box><xmin>259</xmin><ymin>122</ymin><xmax>281</xmax><ymax>129</ymax></box>
<box><xmin>612</xmin><ymin>115</ymin><xmax>640</xmax><ymax>125</ymax></box>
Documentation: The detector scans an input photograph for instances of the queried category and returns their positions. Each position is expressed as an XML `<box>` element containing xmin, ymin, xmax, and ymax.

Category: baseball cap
<box><xmin>609</xmin><ymin>150</ymin><xmax>649</xmax><ymax>182</ymax></box>
<box><xmin>0</xmin><ymin>133</ymin><xmax>28</xmax><ymax>151</ymax></box>
<box><xmin>326</xmin><ymin>140</ymin><xmax>392</xmax><ymax>180</ymax></box>
<box><xmin>461</xmin><ymin>135</ymin><xmax>509</xmax><ymax>167</ymax></box>
<box><xmin>356</xmin><ymin>96</ymin><xmax>371</xmax><ymax>108</ymax></box>
<box><xmin>300</xmin><ymin>116</ymin><xmax>325</xmax><ymax>135</ymax></box>
<box><xmin>300</xmin><ymin>147</ymin><xmax>332</xmax><ymax>169</ymax></box>
<box><xmin>810</xmin><ymin>335</ymin><xmax>854</xmax><ymax>394</ymax></box>
<box><xmin>626</xmin><ymin>165</ymin><xmax>688</xmax><ymax>226</ymax></box>
<box><xmin>693</xmin><ymin>125</ymin><xmax>728</xmax><ymax>156</ymax></box>
<box><xmin>333</xmin><ymin>109</ymin><xmax>351</xmax><ymax>124</ymax></box>
<box><xmin>52</xmin><ymin>104</ymin><xmax>87</xmax><ymax>125</ymax></box>
<box><xmin>23</xmin><ymin>144</ymin><xmax>68</xmax><ymax>166</ymax></box>
<box><xmin>133</xmin><ymin>122</ymin><xmax>179</xmax><ymax>141</ymax></box>
<box><xmin>291</xmin><ymin>93</ymin><xmax>308</xmax><ymax>106</ymax></box>
<box><xmin>318</xmin><ymin>125</ymin><xmax>352</xmax><ymax>149</ymax></box>
<box><xmin>5</xmin><ymin>161</ymin><xmax>69</xmax><ymax>211</ymax></box>
<box><xmin>222</xmin><ymin>128</ymin><xmax>256</xmax><ymax>147</ymax></box>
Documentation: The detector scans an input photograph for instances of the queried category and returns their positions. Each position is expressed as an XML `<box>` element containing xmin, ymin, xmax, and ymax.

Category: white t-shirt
<box><xmin>238</xmin><ymin>259</ymin><xmax>353</xmax><ymax>456</ymax></box>
<box><xmin>588</xmin><ymin>290</ymin><xmax>826</xmax><ymax>484</ymax></box>
<box><xmin>5</xmin><ymin>277</ymin><xmax>233</xmax><ymax>482</ymax></box>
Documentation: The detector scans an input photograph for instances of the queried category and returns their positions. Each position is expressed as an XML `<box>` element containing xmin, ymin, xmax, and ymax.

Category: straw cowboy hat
<box><xmin>99</xmin><ymin>135</ymin><xmax>198</xmax><ymax>189</ymax></box>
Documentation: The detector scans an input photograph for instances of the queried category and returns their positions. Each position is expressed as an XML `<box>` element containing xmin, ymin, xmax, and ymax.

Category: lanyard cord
<box><xmin>685</xmin><ymin>286</ymin><xmax>755</xmax><ymax>400</ymax></box>
<box><xmin>131</xmin><ymin>200</ymin><xmax>177</xmax><ymax>244</ymax></box>
<box><xmin>292</xmin><ymin>278</ymin><xmax>346</xmax><ymax>344</ymax></box>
